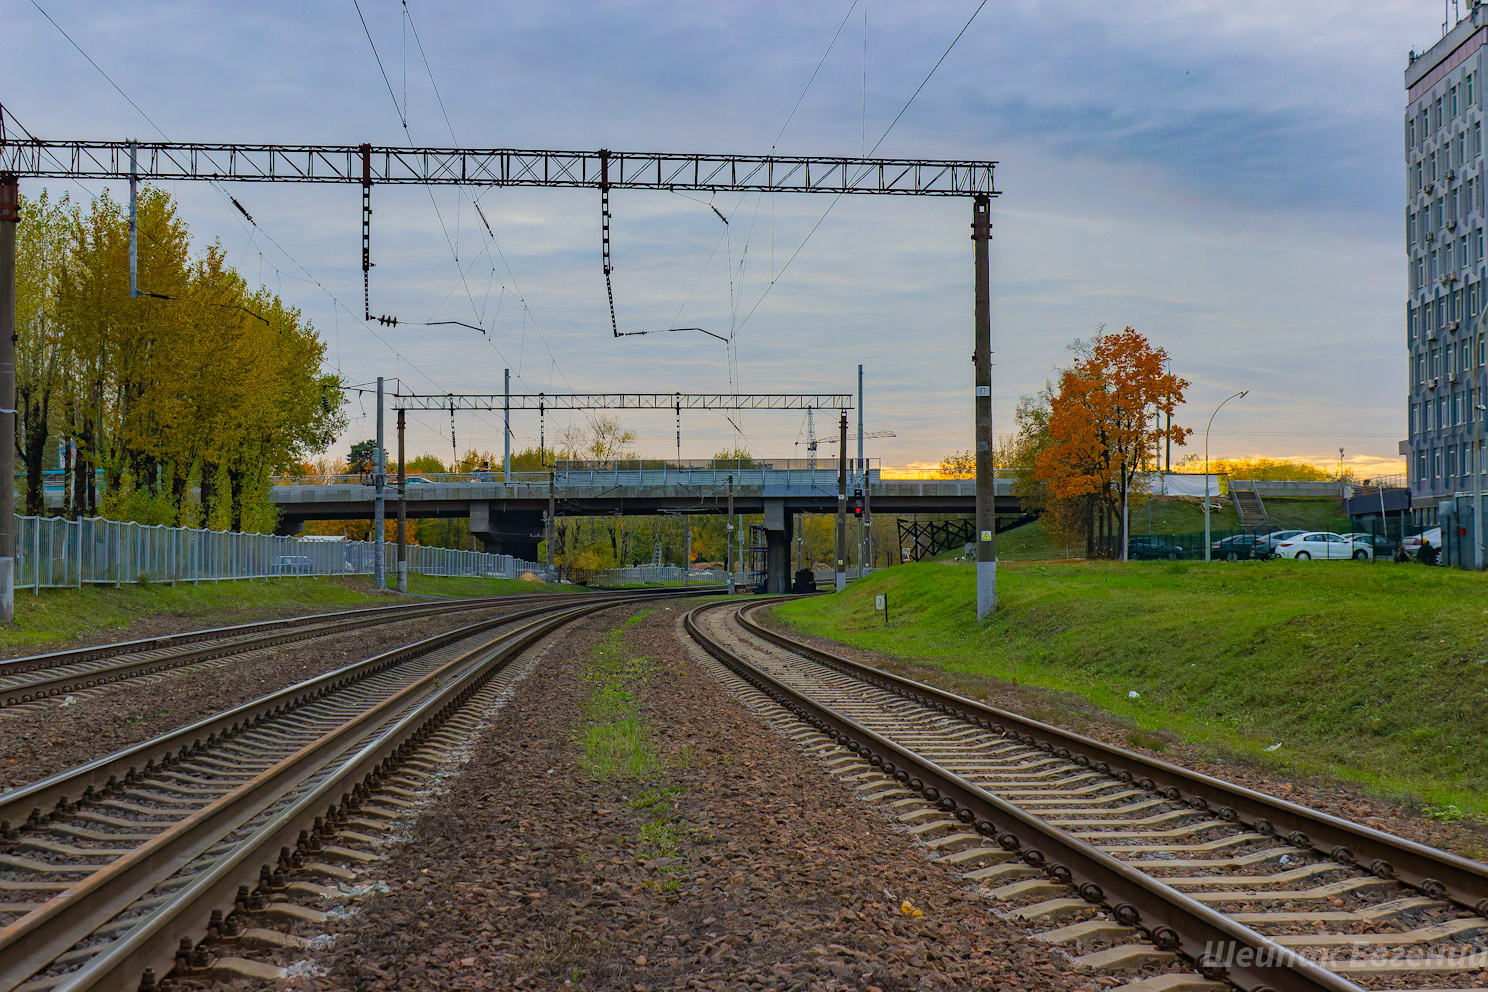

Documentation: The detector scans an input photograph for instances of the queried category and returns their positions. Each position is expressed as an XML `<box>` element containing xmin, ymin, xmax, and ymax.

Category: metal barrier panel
<box><xmin>5</xmin><ymin>514</ymin><xmax>554</xmax><ymax>591</ymax></box>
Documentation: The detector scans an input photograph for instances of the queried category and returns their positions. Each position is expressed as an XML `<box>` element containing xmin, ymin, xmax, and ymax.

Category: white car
<box><xmin>1258</xmin><ymin>529</ymin><xmax>1308</xmax><ymax>553</ymax></box>
<box><xmin>1273</xmin><ymin>532</ymin><xmax>1373</xmax><ymax>560</ymax></box>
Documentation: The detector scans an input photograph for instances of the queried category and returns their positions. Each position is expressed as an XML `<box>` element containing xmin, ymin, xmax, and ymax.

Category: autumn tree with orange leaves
<box><xmin>1034</xmin><ymin>327</ymin><xmax>1190</xmax><ymax>558</ymax></box>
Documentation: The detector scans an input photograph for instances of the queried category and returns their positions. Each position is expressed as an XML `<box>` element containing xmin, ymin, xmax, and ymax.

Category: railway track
<box><xmin>0</xmin><ymin>586</ymin><xmax>703</xmax><ymax>992</ymax></box>
<box><xmin>0</xmin><ymin>588</ymin><xmax>666</xmax><ymax>709</ymax></box>
<box><xmin>686</xmin><ymin>600</ymin><xmax>1488</xmax><ymax>992</ymax></box>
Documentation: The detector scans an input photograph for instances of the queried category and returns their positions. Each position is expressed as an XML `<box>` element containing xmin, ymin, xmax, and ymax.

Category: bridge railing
<box><xmin>9</xmin><ymin>514</ymin><xmax>552</xmax><ymax>592</ymax></box>
<box><xmin>584</xmin><ymin>566</ymin><xmax>729</xmax><ymax>587</ymax></box>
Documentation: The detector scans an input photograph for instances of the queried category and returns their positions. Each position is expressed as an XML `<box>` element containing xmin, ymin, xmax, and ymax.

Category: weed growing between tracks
<box><xmin>577</xmin><ymin>608</ymin><xmax>690</xmax><ymax>891</ymax></box>
<box><xmin>776</xmin><ymin>562</ymin><xmax>1488</xmax><ymax>817</ymax></box>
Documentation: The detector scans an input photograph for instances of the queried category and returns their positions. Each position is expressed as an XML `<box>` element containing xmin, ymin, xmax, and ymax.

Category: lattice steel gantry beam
<box><xmin>0</xmin><ymin>141</ymin><xmax>997</xmax><ymax>195</ymax></box>
<box><xmin>390</xmin><ymin>392</ymin><xmax>853</xmax><ymax>411</ymax></box>
<box><xmin>0</xmin><ymin>134</ymin><xmax>1000</xmax><ymax>618</ymax></box>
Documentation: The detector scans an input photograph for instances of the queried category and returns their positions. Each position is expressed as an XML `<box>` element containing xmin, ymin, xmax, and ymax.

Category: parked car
<box><xmin>1273</xmin><ymin>532</ymin><xmax>1372</xmax><ymax>560</ymax></box>
<box><xmin>1342</xmin><ymin>532</ymin><xmax>1397</xmax><ymax>554</ymax></box>
<box><xmin>1210</xmin><ymin>534</ymin><xmax>1269</xmax><ymax>561</ymax></box>
<box><xmin>1258</xmin><ymin>529</ymin><xmax>1308</xmax><ymax>553</ymax></box>
<box><xmin>404</xmin><ymin>476</ymin><xmax>434</xmax><ymax>485</ymax></box>
<box><xmin>1127</xmin><ymin>536</ymin><xmax>1186</xmax><ymax>560</ymax></box>
<box><xmin>271</xmin><ymin>554</ymin><xmax>315</xmax><ymax>575</ymax></box>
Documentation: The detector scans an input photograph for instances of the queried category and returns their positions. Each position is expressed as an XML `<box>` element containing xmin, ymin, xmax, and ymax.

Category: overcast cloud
<box><xmin>3</xmin><ymin>0</ymin><xmax>1444</xmax><ymax>474</ymax></box>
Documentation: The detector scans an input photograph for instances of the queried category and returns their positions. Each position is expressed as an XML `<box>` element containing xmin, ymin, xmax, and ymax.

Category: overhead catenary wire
<box><xmin>733</xmin><ymin>0</ymin><xmax>990</xmax><ymax>338</ymax></box>
<box><xmin>22</xmin><ymin>0</ymin><xmax>471</xmax><ymax>413</ymax></box>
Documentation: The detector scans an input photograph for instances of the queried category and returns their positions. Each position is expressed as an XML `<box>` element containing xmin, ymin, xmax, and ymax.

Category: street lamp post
<box><xmin>1204</xmin><ymin>390</ymin><xmax>1249</xmax><ymax>563</ymax></box>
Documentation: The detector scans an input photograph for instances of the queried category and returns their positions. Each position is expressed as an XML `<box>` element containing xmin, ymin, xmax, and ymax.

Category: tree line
<box><xmin>16</xmin><ymin>188</ymin><xmax>345</xmax><ymax>530</ymax></box>
<box><xmin>976</xmin><ymin>326</ymin><xmax>1191</xmax><ymax>557</ymax></box>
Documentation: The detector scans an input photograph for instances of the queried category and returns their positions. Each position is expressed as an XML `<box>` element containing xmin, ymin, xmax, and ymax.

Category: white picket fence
<box><xmin>12</xmin><ymin>514</ymin><xmax>552</xmax><ymax>592</ymax></box>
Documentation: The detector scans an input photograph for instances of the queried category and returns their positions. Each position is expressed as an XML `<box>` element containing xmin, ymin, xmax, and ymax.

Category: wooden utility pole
<box><xmin>836</xmin><ymin>411</ymin><xmax>848</xmax><ymax>592</ymax></box>
<box><xmin>972</xmin><ymin>195</ymin><xmax>996</xmax><ymax>618</ymax></box>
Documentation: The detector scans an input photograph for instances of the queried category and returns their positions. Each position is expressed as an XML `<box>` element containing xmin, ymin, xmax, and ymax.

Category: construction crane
<box><xmin>810</xmin><ymin>430</ymin><xmax>896</xmax><ymax>446</ymax></box>
<box><xmin>796</xmin><ymin>424</ymin><xmax>894</xmax><ymax>474</ymax></box>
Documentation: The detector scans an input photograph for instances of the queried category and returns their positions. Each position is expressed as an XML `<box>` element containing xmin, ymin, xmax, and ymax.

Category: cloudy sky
<box><xmin>5</xmin><ymin>0</ymin><xmax>1452</xmax><ymax>475</ymax></box>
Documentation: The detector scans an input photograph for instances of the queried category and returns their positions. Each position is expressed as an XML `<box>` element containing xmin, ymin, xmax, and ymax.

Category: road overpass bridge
<box><xmin>270</xmin><ymin>461</ymin><xmax>1022</xmax><ymax>589</ymax></box>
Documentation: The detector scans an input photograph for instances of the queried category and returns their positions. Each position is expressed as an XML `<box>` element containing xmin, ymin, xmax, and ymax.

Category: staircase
<box><xmin>1230</xmin><ymin>481</ymin><xmax>1269</xmax><ymax>529</ymax></box>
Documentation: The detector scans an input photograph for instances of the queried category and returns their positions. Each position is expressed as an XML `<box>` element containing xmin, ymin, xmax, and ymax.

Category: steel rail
<box><xmin>0</xmin><ymin>587</ymin><xmax>704</xmax><ymax>829</ymax></box>
<box><xmin>5</xmin><ymin>590</ymin><xmax>699</xmax><ymax>991</ymax></box>
<box><xmin>685</xmin><ymin>601</ymin><xmax>1360</xmax><ymax>992</ymax></box>
<box><xmin>0</xmin><ymin>594</ymin><xmax>548</xmax><ymax>679</ymax></box>
<box><xmin>731</xmin><ymin>602</ymin><xmax>1488</xmax><ymax>919</ymax></box>
<box><xmin>0</xmin><ymin>595</ymin><xmax>551</xmax><ymax>704</ymax></box>
<box><xmin>47</xmin><ymin>592</ymin><xmax>693</xmax><ymax>992</ymax></box>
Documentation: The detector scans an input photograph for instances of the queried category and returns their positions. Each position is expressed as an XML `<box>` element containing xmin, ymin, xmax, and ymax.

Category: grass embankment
<box><xmin>3</xmin><ymin>573</ymin><xmax>569</xmax><ymax>653</ymax></box>
<box><xmin>776</xmin><ymin>561</ymin><xmax>1488</xmax><ymax>814</ymax></box>
<box><xmin>576</xmin><ymin>609</ymin><xmax>689</xmax><ymax>891</ymax></box>
<box><xmin>991</xmin><ymin>496</ymin><xmax>1351</xmax><ymax>561</ymax></box>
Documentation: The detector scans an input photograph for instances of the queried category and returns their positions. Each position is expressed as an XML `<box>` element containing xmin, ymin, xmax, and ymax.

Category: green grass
<box><xmin>577</xmin><ymin>617</ymin><xmax>661</xmax><ymax>779</ymax></box>
<box><xmin>776</xmin><ymin>560</ymin><xmax>1488</xmax><ymax>814</ymax></box>
<box><xmin>2</xmin><ymin>578</ymin><xmax>383</xmax><ymax>653</ymax></box>
<box><xmin>576</xmin><ymin>610</ymin><xmax>692</xmax><ymax>889</ymax></box>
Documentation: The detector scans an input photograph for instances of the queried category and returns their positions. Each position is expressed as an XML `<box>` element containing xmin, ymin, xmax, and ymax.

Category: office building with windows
<box><xmin>1405</xmin><ymin>7</ymin><xmax>1488</xmax><ymax>507</ymax></box>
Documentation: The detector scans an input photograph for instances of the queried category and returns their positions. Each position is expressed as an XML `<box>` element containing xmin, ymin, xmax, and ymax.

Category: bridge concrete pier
<box><xmin>763</xmin><ymin>499</ymin><xmax>792</xmax><ymax>594</ymax></box>
<box><xmin>469</xmin><ymin>503</ymin><xmax>544</xmax><ymax>561</ymax></box>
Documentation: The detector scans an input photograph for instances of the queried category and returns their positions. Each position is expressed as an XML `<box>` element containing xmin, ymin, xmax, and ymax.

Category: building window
<box><xmin>1411</xmin><ymin>404</ymin><xmax>1419</xmax><ymax>434</ymax></box>
<box><xmin>1452</xmin><ymin>185</ymin><xmax>1460</xmax><ymax>219</ymax></box>
<box><xmin>1458</xmin><ymin>132</ymin><xmax>1467</xmax><ymax>167</ymax></box>
<box><xmin>1437</xmin><ymin>97</ymin><xmax>1444</xmax><ymax>130</ymax></box>
<box><xmin>1432</xmin><ymin>248</ymin><xmax>1440</xmax><ymax>280</ymax></box>
<box><xmin>1471</xmin><ymin>73</ymin><xmax>1477</xmax><ymax>105</ymax></box>
<box><xmin>1452</xmin><ymin>86</ymin><xmax>1459</xmax><ymax>118</ymax></box>
<box><xmin>1431</xmin><ymin>151</ymin><xmax>1439</xmax><ymax>183</ymax></box>
<box><xmin>1428</xmin><ymin>400</ymin><xmax>1435</xmax><ymax>430</ymax></box>
<box><xmin>1434</xmin><ymin>346</ymin><xmax>1442</xmax><ymax>378</ymax></box>
<box><xmin>1436</xmin><ymin>447</ymin><xmax>1444</xmax><ymax>480</ymax></box>
<box><xmin>1408</xmin><ymin>116</ymin><xmax>1417</xmax><ymax>148</ymax></box>
<box><xmin>1420</xmin><ymin>353</ymin><xmax>1428</xmax><ymax>383</ymax></box>
<box><xmin>1449</xmin><ymin>445</ymin><xmax>1458</xmax><ymax>479</ymax></box>
<box><xmin>1475</xmin><ymin>120</ymin><xmax>1482</xmax><ymax>157</ymax></box>
<box><xmin>1419</xmin><ymin>451</ymin><xmax>1429</xmax><ymax>483</ymax></box>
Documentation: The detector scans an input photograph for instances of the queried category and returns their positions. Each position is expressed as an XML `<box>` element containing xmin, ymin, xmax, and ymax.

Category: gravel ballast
<box><xmin>0</xmin><ymin>603</ymin><xmax>534</xmax><ymax>790</ymax></box>
<box><xmin>306</xmin><ymin>606</ymin><xmax>1098</xmax><ymax>992</ymax></box>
